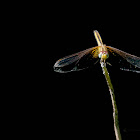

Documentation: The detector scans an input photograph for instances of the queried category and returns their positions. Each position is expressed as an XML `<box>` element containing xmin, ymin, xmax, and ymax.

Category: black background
<box><xmin>5</xmin><ymin>2</ymin><xmax>140</xmax><ymax>140</ymax></box>
<box><xmin>45</xmin><ymin>3</ymin><xmax>140</xmax><ymax>140</ymax></box>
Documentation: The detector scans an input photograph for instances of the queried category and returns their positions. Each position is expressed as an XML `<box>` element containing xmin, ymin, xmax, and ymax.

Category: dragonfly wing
<box><xmin>54</xmin><ymin>47</ymin><xmax>99</xmax><ymax>73</ymax></box>
<box><xmin>106</xmin><ymin>46</ymin><xmax>140</xmax><ymax>73</ymax></box>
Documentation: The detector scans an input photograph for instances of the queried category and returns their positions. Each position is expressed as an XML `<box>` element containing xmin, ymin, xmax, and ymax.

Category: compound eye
<box><xmin>107</xmin><ymin>53</ymin><xmax>109</xmax><ymax>58</ymax></box>
<box><xmin>98</xmin><ymin>52</ymin><xmax>102</xmax><ymax>58</ymax></box>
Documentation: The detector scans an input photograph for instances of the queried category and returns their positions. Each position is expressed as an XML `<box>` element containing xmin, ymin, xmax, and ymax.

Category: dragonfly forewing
<box><xmin>106</xmin><ymin>46</ymin><xmax>140</xmax><ymax>73</ymax></box>
<box><xmin>54</xmin><ymin>47</ymin><xmax>99</xmax><ymax>73</ymax></box>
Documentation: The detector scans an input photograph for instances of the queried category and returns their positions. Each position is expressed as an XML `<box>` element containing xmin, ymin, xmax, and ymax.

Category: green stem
<box><xmin>100</xmin><ymin>62</ymin><xmax>122</xmax><ymax>140</ymax></box>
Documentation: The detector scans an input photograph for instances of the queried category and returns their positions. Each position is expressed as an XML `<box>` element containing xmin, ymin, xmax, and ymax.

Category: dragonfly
<box><xmin>54</xmin><ymin>30</ymin><xmax>140</xmax><ymax>73</ymax></box>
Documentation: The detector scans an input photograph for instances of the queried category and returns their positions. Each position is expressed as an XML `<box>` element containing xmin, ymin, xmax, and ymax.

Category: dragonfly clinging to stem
<box><xmin>54</xmin><ymin>30</ymin><xmax>140</xmax><ymax>73</ymax></box>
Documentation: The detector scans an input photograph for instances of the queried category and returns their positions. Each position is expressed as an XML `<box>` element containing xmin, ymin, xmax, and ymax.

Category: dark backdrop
<box><xmin>46</xmin><ymin>4</ymin><xmax>140</xmax><ymax>140</ymax></box>
<box><xmin>8</xmin><ymin>2</ymin><xmax>140</xmax><ymax>140</ymax></box>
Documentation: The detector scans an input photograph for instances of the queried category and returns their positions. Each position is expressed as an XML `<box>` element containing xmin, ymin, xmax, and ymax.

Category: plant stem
<box><xmin>100</xmin><ymin>62</ymin><xmax>122</xmax><ymax>140</ymax></box>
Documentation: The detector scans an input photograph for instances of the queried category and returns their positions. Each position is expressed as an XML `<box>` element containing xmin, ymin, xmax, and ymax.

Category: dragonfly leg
<box><xmin>100</xmin><ymin>59</ymin><xmax>106</xmax><ymax>67</ymax></box>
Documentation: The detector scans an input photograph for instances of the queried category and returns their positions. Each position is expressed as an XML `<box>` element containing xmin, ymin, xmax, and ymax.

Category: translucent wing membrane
<box><xmin>106</xmin><ymin>46</ymin><xmax>140</xmax><ymax>73</ymax></box>
<box><xmin>54</xmin><ymin>47</ymin><xmax>99</xmax><ymax>73</ymax></box>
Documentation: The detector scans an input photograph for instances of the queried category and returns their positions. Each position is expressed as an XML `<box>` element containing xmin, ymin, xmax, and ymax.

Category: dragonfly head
<box><xmin>98</xmin><ymin>52</ymin><xmax>109</xmax><ymax>61</ymax></box>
